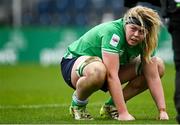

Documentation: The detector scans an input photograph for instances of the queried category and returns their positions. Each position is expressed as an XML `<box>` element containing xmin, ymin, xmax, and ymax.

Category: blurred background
<box><xmin>0</xmin><ymin>0</ymin><xmax>173</xmax><ymax>66</ymax></box>
<box><xmin>0</xmin><ymin>1</ymin><xmax>176</xmax><ymax>123</ymax></box>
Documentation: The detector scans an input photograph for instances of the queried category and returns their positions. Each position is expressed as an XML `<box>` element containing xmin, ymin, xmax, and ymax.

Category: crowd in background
<box><xmin>0</xmin><ymin>0</ymin><xmax>126</xmax><ymax>26</ymax></box>
<box><xmin>0</xmin><ymin>0</ymin><xmax>165</xmax><ymax>27</ymax></box>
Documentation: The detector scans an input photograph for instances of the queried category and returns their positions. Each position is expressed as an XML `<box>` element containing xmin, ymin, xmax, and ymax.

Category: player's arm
<box><xmin>102</xmin><ymin>50</ymin><xmax>135</xmax><ymax>120</ymax></box>
<box><xmin>142</xmin><ymin>58</ymin><xmax>166</xmax><ymax>108</ymax></box>
<box><xmin>142</xmin><ymin>57</ymin><xmax>169</xmax><ymax>120</ymax></box>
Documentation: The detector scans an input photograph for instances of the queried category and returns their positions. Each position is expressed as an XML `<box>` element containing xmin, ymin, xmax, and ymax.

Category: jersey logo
<box><xmin>110</xmin><ymin>34</ymin><xmax>120</xmax><ymax>47</ymax></box>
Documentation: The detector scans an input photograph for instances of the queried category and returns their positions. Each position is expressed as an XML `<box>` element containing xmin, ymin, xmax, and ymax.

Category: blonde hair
<box><xmin>123</xmin><ymin>6</ymin><xmax>162</xmax><ymax>62</ymax></box>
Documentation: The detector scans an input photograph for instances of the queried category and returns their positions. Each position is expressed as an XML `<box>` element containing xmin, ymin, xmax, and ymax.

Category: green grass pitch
<box><xmin>0</xmin><ymin>63</ymin><xmax>177</xmax><ymax>124</ymax></box>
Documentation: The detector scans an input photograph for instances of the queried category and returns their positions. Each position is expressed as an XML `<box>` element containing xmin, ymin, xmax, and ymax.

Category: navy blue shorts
<box><xmin>60</xmin><ymin>57</ymin><xmax>108</xmax><ymax>92</ymax></box>
<box><xmin>60</xmin><ymin>57</ymin><xmax>77</xmax><ymax>89</ymax></box>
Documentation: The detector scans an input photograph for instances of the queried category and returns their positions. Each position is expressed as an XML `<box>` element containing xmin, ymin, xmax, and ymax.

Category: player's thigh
<box><xmin>71</xmin><ymin>56</ymin><xmax>103</xmax><ymax>87</ymax></box>
<box><xmin>119</xmin><ymin>57</ymin><xmax>141</xmax><ymax>83</ymax></box>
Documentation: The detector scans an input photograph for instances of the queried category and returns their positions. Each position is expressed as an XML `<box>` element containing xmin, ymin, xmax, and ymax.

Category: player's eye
<box><xmin>130</xmin><ymin>26</ymin><xmax>148</xmax><ymax>36</ymax></box>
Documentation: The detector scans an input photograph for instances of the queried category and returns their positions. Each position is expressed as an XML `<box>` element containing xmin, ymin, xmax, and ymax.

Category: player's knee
<box><xmin>152</xmin><ymin>57</ymin><xmax>165</xmax><ymax>78</ymax></box>
<box><xmin>131</xmin><ymin>79</ymin><xmax>147</xmax><ymax>90</ymax></box>
<box><xmin>87</xmin><ymin>62</ymin><xmax>107</xmax><ymax>88</ymax></box>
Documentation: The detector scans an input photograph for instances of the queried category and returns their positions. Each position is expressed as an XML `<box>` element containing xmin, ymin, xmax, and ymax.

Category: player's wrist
<box><xmin>159</xmin><ymin>108</ymin><xmax>166</xmax><ymax>112</ymax></box>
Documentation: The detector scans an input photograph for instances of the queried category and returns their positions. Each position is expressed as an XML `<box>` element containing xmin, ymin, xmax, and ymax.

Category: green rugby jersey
<box><xmin>63</xmin><ymin>18</ymin><xmax>143</xmax><ymax>65</ymax></box>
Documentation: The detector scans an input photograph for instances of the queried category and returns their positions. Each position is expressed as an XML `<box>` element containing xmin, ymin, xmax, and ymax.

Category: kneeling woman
<box><xmin>60</xmin><ymin>6</ymin><xmax>169</xmax><ymax>120</ymax></box>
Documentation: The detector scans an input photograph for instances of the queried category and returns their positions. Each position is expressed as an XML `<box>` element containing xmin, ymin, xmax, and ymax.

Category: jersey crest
<box><xmin>110</xmin><ymin>34</ymin><xmax>120</xmax><ymax>47</ymax></box>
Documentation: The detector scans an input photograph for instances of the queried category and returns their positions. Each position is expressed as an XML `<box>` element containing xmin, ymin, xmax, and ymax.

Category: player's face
<box><xmin>125</xmin><ymin>24</ymin><xmax>148</xmax><ymax>46</ymax></box>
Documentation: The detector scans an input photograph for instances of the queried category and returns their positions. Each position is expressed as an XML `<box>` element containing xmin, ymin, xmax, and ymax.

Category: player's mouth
<box><xmin>129</xmin><ymin>38</ymin><xmax>139</xmax><ymax>45</ymax></box>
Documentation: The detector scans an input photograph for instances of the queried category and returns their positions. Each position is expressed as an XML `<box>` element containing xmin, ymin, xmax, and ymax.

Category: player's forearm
<box><xmin>146</xmin><ymin>77</ymin><xmax>166</xmax><ymax>110</ymax></box>
<box><xmin>107</xmin><ymin>77</ymin><xmax>128</xmax><ymax>114</ymax></box>
<box><xmin>143</xmin><ymin>62</ymin><xmax>166</xmax><ymax>110</ymax></box>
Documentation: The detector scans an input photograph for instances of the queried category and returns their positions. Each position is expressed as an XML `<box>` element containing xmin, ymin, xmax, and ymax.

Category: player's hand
<box><xmin>159</xmin><ymin>111</ymin><xmax>169</xmax><ymax>120</ymax></box>
<box><xmin>118</xmin><ymin>112</ymin><xmax>135</xmax><ymax>121</ymax></box>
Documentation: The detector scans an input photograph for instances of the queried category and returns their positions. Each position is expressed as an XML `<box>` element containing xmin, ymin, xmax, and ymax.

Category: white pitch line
<box><xmin>0</xmin><ymin>104</ymin><xmax>65</xmax><ymax>109</ymax></box>
<box><xmin>0</xmin><ymin>103</ymin><xmax>102</xmax><ymax>109</ymax></box>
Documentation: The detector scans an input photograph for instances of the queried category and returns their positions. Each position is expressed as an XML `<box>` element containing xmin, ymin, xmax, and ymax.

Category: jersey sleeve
<box><xmin>101</xmin><ymin>32</ymin><xmax>122</xmax><ymax>54</ymax></box>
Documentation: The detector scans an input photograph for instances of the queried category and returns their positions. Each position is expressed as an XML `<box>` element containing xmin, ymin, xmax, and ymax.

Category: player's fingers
<box><xmin>159</xmin><ymin>111</ymin><xmax>169</xmax><ymax>120</ymax></box>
